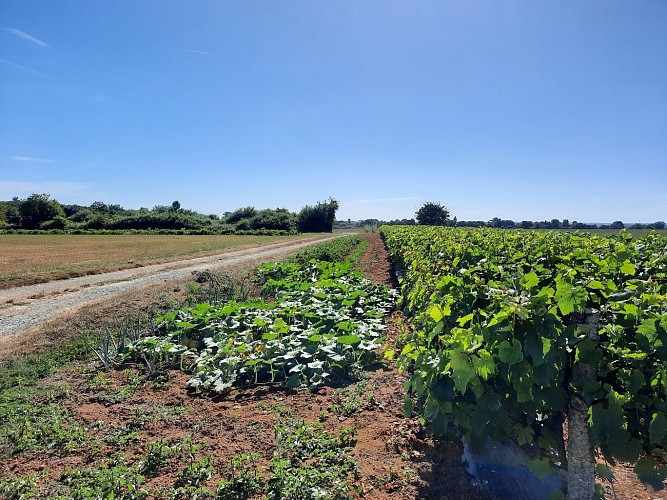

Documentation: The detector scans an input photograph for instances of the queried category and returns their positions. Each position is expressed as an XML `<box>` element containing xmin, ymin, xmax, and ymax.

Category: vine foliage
<box><xmin>381</xmin><ymin>226</ymin><xmax>667</xmax><ymax>495</ymax></box>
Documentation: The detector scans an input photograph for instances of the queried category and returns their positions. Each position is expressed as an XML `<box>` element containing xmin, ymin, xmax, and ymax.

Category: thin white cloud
<box><xmin>0</xmin><ymin>58</ymin><xmax>47</xmax><ymax>76</ymax></box>
<box><xmin>11</xmin><ymin>156</ymin><xmax>54</xmax><ymax>163</ymax></box>
<box><xmin>187</xmin><ymin>49</ymin><xmax>211</xmax><ymax>55</ymax></box>
<box><xmin>5</xmin><ymin>28</ymin><xmax>50</xmax><ymax>47</ymax></box>
<box><xmin>0</xmin><ymin>181</ymin><xmax>92</xmax><ymax>199</ymax></box>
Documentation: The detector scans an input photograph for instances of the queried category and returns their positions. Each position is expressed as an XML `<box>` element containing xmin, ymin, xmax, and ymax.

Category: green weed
<box><xmin>60</xmin><ymin>458</ymin><xmax>146</xmax><ymax>499</ymax></box>
<box><xmin>216</xmin><ymin>453</ymin><xmax>264</xmax><ymax>500</ymax></box>
<box><xmin>0</xmin><ymin>474</ymin><xmax>39</xmax><ymax>499</ymax></box>
<box><xmin>138</xmin><ymin>440</ymin><xmax>180</xmax><ymax>477</ymax></box>
<box><xmin>0</xmin><ymin>393</ymin><xmax>87</xmax><ymax>457</ymax></box>
<box><xmin>328</xmin><ymin>380</ymin><xmax>377</xmax><ymax>418</ymax></box>
<box><xmin>175</xmin><ymin>455</ymin><xmax>215</xmax><ymax>488</ymax></box>
<box><xmin>268</xmin><ymin>419</ymin><xmax>359</xmax><ymax>499</ymax></box>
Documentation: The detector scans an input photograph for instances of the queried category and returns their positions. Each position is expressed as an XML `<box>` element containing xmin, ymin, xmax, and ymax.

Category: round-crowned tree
<box><xmin>19</xmin><ymin>193</ymin><xmax>65</xmax><ymax>229</ymax></box>
<box><xmin>415</xmin><ymin>202</ymin><xmax>450</xmax><ymax>226</ymax></box>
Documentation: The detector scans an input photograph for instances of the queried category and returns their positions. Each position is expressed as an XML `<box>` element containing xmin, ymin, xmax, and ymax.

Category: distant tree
<box><xmin>652</xmin><ymin>221</ymin><xmax>665</xmax><ymax>230</ymax></box>
<box><xmin>225</xmin><ymin>207</ymin><xmax>257</xmax><ymax>224</ymax></box>
<box><xmin>19</xmin><ymin>193</ymin><xmax>65</xmax><ymax>229</ymax></box>
<box><xmin>297</xmin><ymin>198</ymin><xmax>339</xmax><ymax>233</ymax></box>
<box><xmin>68</xmin><ymin>208</ymin><xmax>94</xmax><ymax>223</ymax></box>
<box><xmin>171</xmin><ymin>200</ymin><xmax>181</xmax><ymax>212</ymax></box>
<box><xmin>40</xmin><ymin>216</ymin><xmax>68</xmax><ymax>230</ymax></box>
<box><xmin>610</xmin><ymin>220</ymin><xmax>625</xmax><ymax>229</ymax></box>
<box><xmin>520</xmin><ymin>220</ymin><xmax>533</xmax><ymax>229</ymax></box>
<box><xmin>487</xmin><ymin>217</ymin><xmax>515</xmax><ymax>228</ymax></box>
<box><xmin>2</xmin><ymin>198</ymin><xmax>22</xmax><ymax>226</ymax></box>
<box><xmin>562</xmin><ymin>219</ymin><xmax>570</xmax><ymax>229</ymax></box>
<box><xmin>551</xmin><ymin>218</ymin><xmax>562</xmax><ymax>229</ymax></box>
<box><xmin>82</xmin><ymin>212</ymin><xmax>111</xmax><ymax>229</ymax></box>
<box><xmin>359</xmin><ymin>218</ymin><xmax>381</xmax><ymax>228</ymax></box>
<box><xmin>416</xmin><ymin>202</ymin><xmax>450</xmax><ymax>226</ymax></box>
<box><xmin>90</xmin><ymin>201</ymin><xmax>110</xmax><ymax>213</ymax></box>
<box><xmin>61</xmin><ymin>204</ymin><xmax>88</xmax><ymax>218</ymax></box>
<box><xmin>107</xmin><ymin>204</ymin><xmax>124</xmax><ymax>214</ymax></box>
<box><xmin>456</xmin><ymin>220</ymin><xmax>485</xmax><ymax>227</ymax></box>
<box><xmin>244</xmin><ymin>208</ymin><xmax>296</xmax><ymax>231</ymax></box>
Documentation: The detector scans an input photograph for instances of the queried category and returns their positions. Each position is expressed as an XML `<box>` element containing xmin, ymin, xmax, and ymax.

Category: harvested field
<box><xmin>0</xmin><ymin>234</ymin><xmax>310</xmax><ymax>289</ymax></box>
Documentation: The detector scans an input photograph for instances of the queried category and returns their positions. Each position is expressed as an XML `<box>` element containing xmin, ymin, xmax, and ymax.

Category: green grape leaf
<box><xmin>590</xmin><ymin>402</ymin><xmax>625</xmax><ymax>441</ymax></box>
<box><xmin>430</xmin><ymin>378</ymin><xmax>454</xmax><ymax>402</ymax></box>
<box><xmin>629</xmin><ymin>369</ymin><xmax>646</xmax><ymax>393</ymax></box>
<box><xmin>498</xmin><ymin>339</ymin><xmax>524</xmax><ymax>365</ymax></box>
<box><xmin>649</xmin><ymin>412</ymin><xmax>667</xmax><ymax>445</ymax></box>
<box><xmin>587</xmin><ymin>280</ymin><xmax>606</xmax><ymax>291</ymax></box>
<box><xmin>607</xmin><ymin>433</ymin><xmax>642</xmax><ymax>463</ymax></box>
<box><xmin>637</xmin><ymin>318</ymin><xmax>658</xmax><ymax>342</ymax></box>
<box><xmin>457</xmin><ymin>313</ymin><xmax>474</xmax><ymax>326</ymax></box>
<box><xmin>472</xmin><ymin>350</ymin><xmax>496</xmax><ymax>379</ymax></box>
<box><xmin>547</xmin><ymin>490</ymin><xmax>566</xmax><ymax>500</ymax></box>
<box><xmin>624</xmin><ymin>303</ymin><xmax>639</xmax><ymax>318</ymax></box>
<box><xmin>523</xmin><ymin>335</ymin><xmax>543</xmax><ymax>365</ymax></box>
<box><xmin>634</xmin><ymin>456</ymin><xmax>667</xmax><ymax>491</ymax></box>
<box><xmin>429</xmin><ymin>303</ymin><xmax>450</xmax><ymax>322</ymax></box>
<box><xmin>620</xmin><ymin>261</ymin><xmax>636</xmax><ymax>276</ymax></box>
<box><xmin>449</xmin><ymin>351</ymin><xmax>475</xmax><ymax>394</ymax></box>
<box><xmin>513</xmin><ymin>423</ymin><xmax>534</xmax><ymax>445</ymax></box>
<box><xmin>521</xmin><ymin>271</ymin><xmax>539</xmax><ymax>289</ymax></box>
<box><xmin>513</xmin><ymin>373</ymin><xmax>534</xmax><ymax>403</ymax></box>
<box><xmin>285</xmin><ymin>373</ymin><xmax>301</xmax><ymax>389</ymax></box>
<box><xmin>403</xmin><ymin>396</ymin><xmax>414</xmax><ymax>417</ymax></box>
<box><xmin>528</xmin><ymin>457</ymin><xmax>554</xmax><ymax>478</ymax></box>
<box><xmin>583</xmin><ymin>380</ymin><xmax>604</xmax><ymax>400</ymax></box>
<box><xmin>555</xmin><ymin>279</ymin><xmax>588</xmax><ymax>316</ymax></box>
<box><xmin>595</xmin><ymin>463</ymin><xmax>614</xmax><ymax>480</ymax></box>
<box><xmin>575</xmin><ymin>339</ymin><xmax>602</xmax><ymax>365</ymax></box>
<box><xmin>273</xmin><ymin>317</ymin><xmax>289</xmax><ymax>334</ymax></box>
<box><xmin>431</xmin><ymin>412</ymin><xmax>449</xmax><ymax>436</ymax></box>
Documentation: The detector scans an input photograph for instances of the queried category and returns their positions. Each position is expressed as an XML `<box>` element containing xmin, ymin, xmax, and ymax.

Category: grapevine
<box><xmin>381</xmin><ymin>226</ymin><xmax>667</xmax><ymax>498</ymax></box>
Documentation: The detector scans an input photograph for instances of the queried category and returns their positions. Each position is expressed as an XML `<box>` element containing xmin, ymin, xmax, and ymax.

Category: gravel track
<box><xmin>0</xmin><ymin>234</ymin><xmax>345</xmax><ymax>339</ymax></box>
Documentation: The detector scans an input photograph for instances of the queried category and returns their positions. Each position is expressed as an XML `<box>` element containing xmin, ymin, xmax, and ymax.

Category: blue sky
<box><xmin>2</xmin><ymin>1</ymin><xmax>666</xmax><ymax>222</ymax></box>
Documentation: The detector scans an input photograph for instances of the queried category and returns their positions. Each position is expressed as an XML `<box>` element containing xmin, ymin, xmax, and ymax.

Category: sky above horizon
<box><xmin>1</xmin><ymin>1</ymin><xmax>666</xmax><ymax>223</ymax></box>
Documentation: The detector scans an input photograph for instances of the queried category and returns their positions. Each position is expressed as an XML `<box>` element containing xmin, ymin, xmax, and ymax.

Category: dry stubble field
<box><xmin>0</xmin><ymin>234</ymin><xmax>310</xmax><ymax>289</ymax></box>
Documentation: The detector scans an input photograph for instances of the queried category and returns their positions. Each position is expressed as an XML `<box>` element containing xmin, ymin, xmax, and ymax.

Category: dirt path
<box><xmin>0</xmin><ymin>234</ymin><xmax>344</xmax><ymax>340</ymax></box>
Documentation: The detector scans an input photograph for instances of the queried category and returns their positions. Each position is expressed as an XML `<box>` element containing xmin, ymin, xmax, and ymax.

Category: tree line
<box><xmin>335</xmin><ymin>201</ymin><xmax>665</xmax><ymax>230</ymax></box>
<box><xmin>0</xmin><ymin>194</ymin><xmax>340</xmax><ymax>233</ymax></box>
